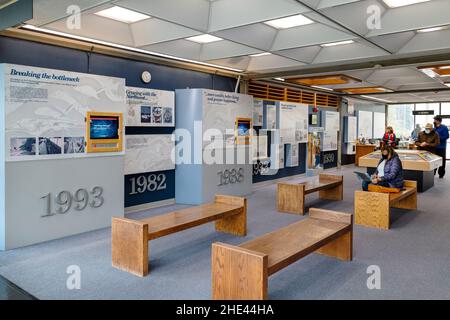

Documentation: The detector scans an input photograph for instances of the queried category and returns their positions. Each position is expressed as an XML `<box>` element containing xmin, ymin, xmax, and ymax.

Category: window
<box><xmin>441</xmin><ymin>103</ymin><xmax>450</xmax><ymax>159</ymax></box>
<box><xmin>414</xmin><ymin>103</ymin><xmax>440</xmax><ymax>128</ymax></box>
<box><xmin>387</xmin><ymin>104</ymin><xmax>414</xmax><ymax>139</ymax></box>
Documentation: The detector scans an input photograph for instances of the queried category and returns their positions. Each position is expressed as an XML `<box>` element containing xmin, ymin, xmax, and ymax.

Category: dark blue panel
<box><xmin>125</xmin><ymin>170</ymin><xmax>175</xmax><ymax>208</ymax></box>
<box><xmin>125</xmin><ymin>127</ymin><xmax>174</xmax><ymax>135</ymax></box>
<box><xmin>322</xmin><ymin>150</ymin><xmax>338</xmax><ymax>169</ymax></box>
<box><xmin>0</xmin><ymin>36</ymin><xmax>89</xmax><ymax>72</ymax></box>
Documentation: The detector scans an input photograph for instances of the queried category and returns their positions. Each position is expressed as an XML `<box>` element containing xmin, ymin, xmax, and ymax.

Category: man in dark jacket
<box><xmin>434</xmin><ymin>116</ymin><xmax>449</xmax><ymax>178</ymax></box>
<box><xmin>415</xmin><ymin>123</ymin><xmax>440</xmax><ymax>154</ymax></box>
<box><xmin>362</xmin><ymin>146</ymin><xmax>404</xmax><ymax>191</ymax></box>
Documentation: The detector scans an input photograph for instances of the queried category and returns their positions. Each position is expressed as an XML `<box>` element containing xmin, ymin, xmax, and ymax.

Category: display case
<box><xmin>359</xmin><ymin>150</ymin><xmax>443</xmax><ymax>192</ymax></box>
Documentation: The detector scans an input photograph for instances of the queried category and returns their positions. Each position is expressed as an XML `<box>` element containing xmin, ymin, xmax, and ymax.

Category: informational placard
<box><xmin>346</xmin><ymin>116</ymin><xmax>357</xmax><ymax>143</ymax></box>
<box><xmin>323</xmin><ymin>111</ymin><xmax>339</xmax><ymax>152</ymax></box>
<box><xmin>279</xmin><ymin>102</ymin><xmax>309</xmax><ymax>144</ymax></box>
<box><xmin>126</xmin><ymin>87</ymin><xmax>175</xmax><ymax>127</ymax></box>
<box><xmin>358</xmin><ymin>110</ymin><xmax>373</xmax><ymax>139</ymax></box>
<box><xmin>2</xmin><ymin>64</ymin><xmax>126</xmax><ymax>162</ymax></box>
<box><xmin>252</xmin><ymin>135</ymin><xmax>268</xmax><ymax>161</ymax></box>
<box><xmin>266</xmin><ymin>104</ymin><xmax>277</xmax><ymax>130</ymax></box>
<box><xmin>373</xmin><ymin>112</ymin><xmax>386</xmax><ymax>139</ymax></box>
<box><xmin>253</xmin><ymin>99</ymin><xmax>263</xmax><ymax>127</ymax></box>
<box><xmin>125</xmin><ymin>135</ymin><xmax>175</xmax><ymax>175</ymax></box>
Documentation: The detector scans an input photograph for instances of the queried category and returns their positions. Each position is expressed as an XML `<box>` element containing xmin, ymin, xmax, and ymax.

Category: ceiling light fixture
<box><xmin>250</xmin><ymin>52</ymin><xmax>272</xmax><ymax>57</ymax></box>
<box><xmin>311</xmin><ymin>85</ymin><xmax>334</xmax><ymax>91</ymax></box>
<box><xmin>185</xmin><ymin>34</ymin><xmax>223</xmax><ymax>44</ymax></box>
<box><xmin>264</xmin><ymin>14</ymin><xmax>314</xmax><ymax>29</ymax></box>
<box><xmin>360</xmin><ymin>95</ymin><xmax>391</xmax><ymax>103</ymax></box>
<box><xmin>95</xmin><ymin>6</ymin><xmax>150</xmax><ymax>24</ymax></box>
<box><xmin>417</xmin><ymin>26</ymin><xmax>447</xmax><ymax>33</ymax></box>
<box><xmin>321</xmin><ymin>40</ymin><xmax>354</xmax><ymax>47</ymax></box>
<box><xmin>420</xmin><ymin>68</ymin><xmax>438</xmax><ymax>78</ymax></box>
<box><xmin>21</xmin><ymin>25</ymin><xmax>243</xmax><ymax>73</ymax></box>
<box><xmin>274</xmin><ymin>78</ymin><xmax>285</xmax><ymax>82</ymax></box>
<box><xmin>382</xmin><ymin>0</ymin><xmax>430</xmax><ymax>9</ymax></box>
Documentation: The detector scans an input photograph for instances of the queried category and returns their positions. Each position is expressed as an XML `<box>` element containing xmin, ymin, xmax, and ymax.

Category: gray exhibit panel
<box><xmin>175</xmin><ymin>89</ymin><xmax>253</xmax><ymax>205</ymax></box>
<box><xmin>3</xmin><ymin>156</ymin><xmax>124</xmax><ymax>250</ymax></box>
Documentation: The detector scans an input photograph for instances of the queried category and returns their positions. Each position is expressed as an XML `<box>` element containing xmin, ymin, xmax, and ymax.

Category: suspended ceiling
<box><xmin>9</xmin><ymin>0</ymin><xmax>450</xmax><ymax>103</ymax></box>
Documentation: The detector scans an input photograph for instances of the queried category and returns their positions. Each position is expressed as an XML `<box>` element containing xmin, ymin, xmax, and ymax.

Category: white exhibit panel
<box><xmin>125</xmin><ymin>135</ymin><xmax>175</xmax><ymax>175</ymax></box>
<box><xmin>0</xmin><ymin>64</ymin><xmax>126</xmax><ymax>250</ymax></box>
<box><xmin>252</xmin><ymin>134</ymin><xmax>269</xmax><ymax>161</ymax></box>
<box><xmin>126</xmin><ymin>87</ymin><xmax>175</xmax><ymax>127</ymax></box>
<box><xmin>344</xmin><ymin>116</ymin><xmax>357</xmax><ymax>143</ymax></box>
<box><xmin>3</xmin><ymin>64</ymin><xmax>126</xmax><ymax>162</ymax></box>
<box><xmin>279</xmin><ymin>102</ymin><xmax>309</xmax><ymax>144</ymax></box>
<box><xmin>265</xmin><ymin>103</ymin><xmax>277</xmax><ymax>130</ymax></box>
<box><xmin>175</xmin><ymin>89</ymin><xmax>253</xmax><ymax>205</ymax></box>
<box><xmin>373</xmin><ymin>112</ymin><xmax>386</xmax><ymax>139</ymax></box>
<box><xmin>322</xmin><ymin>110</ymin><xmax>339</xmax><ymax>152</ymax></box>
<box><xmin>285</xmin><ymin>143</ymin><xmax>299</xmax><ymax>167</ymax></box>
<box><xmin>253</xmin><ymin>98</ymin><xmax>263</xmax><ymax>127</ymax></box>
<box><xmin>358</xmin><ymin>110</ymin><xmax>373</xmax><ymax>139</ymax></box>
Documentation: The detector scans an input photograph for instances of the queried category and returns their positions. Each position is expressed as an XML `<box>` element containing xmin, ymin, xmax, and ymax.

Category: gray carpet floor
<box><xmin>1</xmin><ymin>165</ymin><xmax>449</xmax><ymax>300</ymax></box>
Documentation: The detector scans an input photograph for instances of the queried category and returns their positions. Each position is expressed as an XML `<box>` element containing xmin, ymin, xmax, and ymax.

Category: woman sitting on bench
<box><xmin>362</xmin><ymin>146</ymin><xmax>404</xmax><ymax>191</ymax></box>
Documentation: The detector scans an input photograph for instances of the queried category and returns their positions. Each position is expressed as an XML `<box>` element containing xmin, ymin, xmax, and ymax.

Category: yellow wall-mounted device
<box><xmin>86</xmin><ymin>111</ymin><xmax>123</xmax><ymax>153</ymax></box>
<box><xmin>235</xmin><ymin>117</ymin><xmax>252</xmax><ymax>145</ymax></box>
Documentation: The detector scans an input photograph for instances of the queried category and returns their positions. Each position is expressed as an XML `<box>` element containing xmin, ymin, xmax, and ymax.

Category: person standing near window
<box><xmin>382</xmin><ymin>126</ymin><xmax>397</xmax><ymax>148</ymax></box>
<box><xmin>434</xmin><ymin>116</ymin><xmax>449</xmax><ymax>178</ymax></box>
<box><xmin>415</xmin><ymin>123</ymin><xmax>440</xmax><ymax>154</ymax></box>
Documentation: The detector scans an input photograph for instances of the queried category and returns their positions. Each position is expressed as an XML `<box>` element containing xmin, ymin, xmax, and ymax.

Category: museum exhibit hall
<box><xmin>1</xmin><ymin>0</ymin><xmax>450</xmax><ymax>306</ymax></box>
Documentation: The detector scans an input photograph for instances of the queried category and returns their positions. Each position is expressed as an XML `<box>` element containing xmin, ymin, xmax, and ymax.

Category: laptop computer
<box><xmin>354</xmin><ymin>171</ymin><xmax>372</xmax><ymax>182</ymax></box>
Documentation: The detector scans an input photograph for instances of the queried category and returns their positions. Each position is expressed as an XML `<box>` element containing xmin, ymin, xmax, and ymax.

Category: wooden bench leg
<box><xmin>319</xmin><ymin>174</ymin><xmax>343</xmax><ymax>201</ymax></box>
<box><xmin>392</xmin><ymin>181</ymin><xmax>418</xmax><ymax>210</ymax></box>
<box><xmin>277</xmin><ymin>183</ymin><xmax>305</xmax><ymax>215</ymax></box>
<box><xmin>316</xmin><ymin>230</ymin><xmax>353</xmax><ymax>261</ymax></box>
<box><xmin>310</xmin><ymin>208</ymin><xmax>353</xmax><ymax>261</ymax></box>
<box><xmin>355</xmin><ymin>191</ymin><xmax>390</xmax><ymax>230</ymax></box>
<box><xmin>215</xmin><ymin>195</ymin><xmax>247</xmax><ymax>236</ymax></box>
<box><xmin>112</xmin><ymin>218</ymin><xmax>149</xmax><ymax>277</ymax></box>
<box><xmin>212</xmin><ymin>243</ymin><xmax>268</xmax><ymax>300</ymax></box>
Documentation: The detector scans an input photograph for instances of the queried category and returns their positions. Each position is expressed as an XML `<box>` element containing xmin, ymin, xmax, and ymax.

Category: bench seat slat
<box><xmin>303</xmin><ymin>179</ymin><xmax>342</xmax><ymax>194</ymax></box>
<box><xmin>141</xmin><ymin>203</ymin><xmax>243</xmax><ymax>240</ymax></box>
<box><xmin>240</xmin><ymin>218</ymin><xmax>351</xmax><ymax>275</ymax></box>
<box><xmin>389</xmin><ymin>187</ymin><xmax>415</xmax><ymax>204</ymax></box>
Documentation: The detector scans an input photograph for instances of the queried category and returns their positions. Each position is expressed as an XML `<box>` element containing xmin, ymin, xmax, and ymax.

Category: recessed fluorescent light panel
<box><xmin>360</xmin><ymin>95</ymin><xmax>390</xmax><ymax>103</ymax></box>
<box><xmin>420</xmin><ymin>68</ymin><xmax>438</xmax><ymax>78</ymax></box>
<box><xmin>321</xmin><ymin>40</ymin><xmax>354</xmax><ymax>47</ymax></box>
<box><xmin>311</xmin><ymin>85</ymin><xmax>334</xmax><ymax>91</ymax></box>
<box><xmin>274</xmin><ymin>78</ymin><xmax>285</xmax><ymax>82</ymax></box>
<box><xmin>383</xmin><ymin>0</ymin><xmax>430</xmax><ymax>8</ymax></box>
<box><xmin>417</xmin><ymin>26</ymin><xmax>447</xmax><ymax>33</ymax></box>
<box><xmin>95</xmin><ymin>6</ymin><xmax>150</xmax><ymax>24</ymax></box>
<box><xmin>250</xmin><ymin>52</ymin><xmax>272</xmax><ymax>57</ymax></box>
<box><xmin>186</xmin><ymin>34</ymin><xmax>223</xmax><ymax>44</ymax></box>
<box><xmin>264</xmin><ymin>14</ymin><xmax>314</xmax><ymax>29</ymax></box>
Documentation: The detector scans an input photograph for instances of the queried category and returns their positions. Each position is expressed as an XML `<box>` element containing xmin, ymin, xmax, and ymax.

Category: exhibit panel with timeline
<box><xmin>175</xmin><ymin>89</ymin><xmax>253</xmax><ymax>205</ymax></box>
<box><xmin>124</xmin><ymin>87</ymin><xmax>176</xmax><ymax>210</ymax></box>
<box><xmin>0</xmin><ymin>64</ymin><xmax>126</xmax><ymax>250</ymax></box>
<box><xmin>359</xmin><ymin>150</ymin><xmax>442</xmax><ymax>192</ymax></box>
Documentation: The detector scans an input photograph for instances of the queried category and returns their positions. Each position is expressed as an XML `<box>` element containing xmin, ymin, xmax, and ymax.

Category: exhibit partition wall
<box><xmin>175</xmin><ymin>89</ymin><xmax>253</xmax><ymax>205</ymax></box>
<box><xmin>252</xmin><ymin>99</ymin><xmax>309</xmax><ymax>183</ymax></box>
<box><xmin>124</xmin><ymin>87</ymin><xmax>176</xmax><ymax>210</ymax></box>
<box><xmin>0</xmin><ymin>64</ymin><xmax>126</xmax><ymax>250</ymax></box>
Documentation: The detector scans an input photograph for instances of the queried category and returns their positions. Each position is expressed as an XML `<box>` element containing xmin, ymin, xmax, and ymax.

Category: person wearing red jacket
<box><xmin>382</xmin><ymin>126</ymin><xmax>397</xmax><ymax>148</ymax></box>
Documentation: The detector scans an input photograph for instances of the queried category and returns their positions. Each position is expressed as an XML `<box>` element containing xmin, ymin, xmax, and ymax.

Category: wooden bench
<box><xmin>277</xmin><ymin>174</ymin><xmax>343</xmax><ymax>215</ymax></box>
<box><xmin>112</xmin><ymin>195</ymin><xmax>247</xmax><ymax>277</ymax></box>
<box><xmin>211</xmin><ymin>208</ymin><xmax>353</xmax><ymax>300</ymax></box>
<box><xmin>355</xmin><ymin>180</ymin><xmax>417</xmax><ymax>230</ymax></box>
